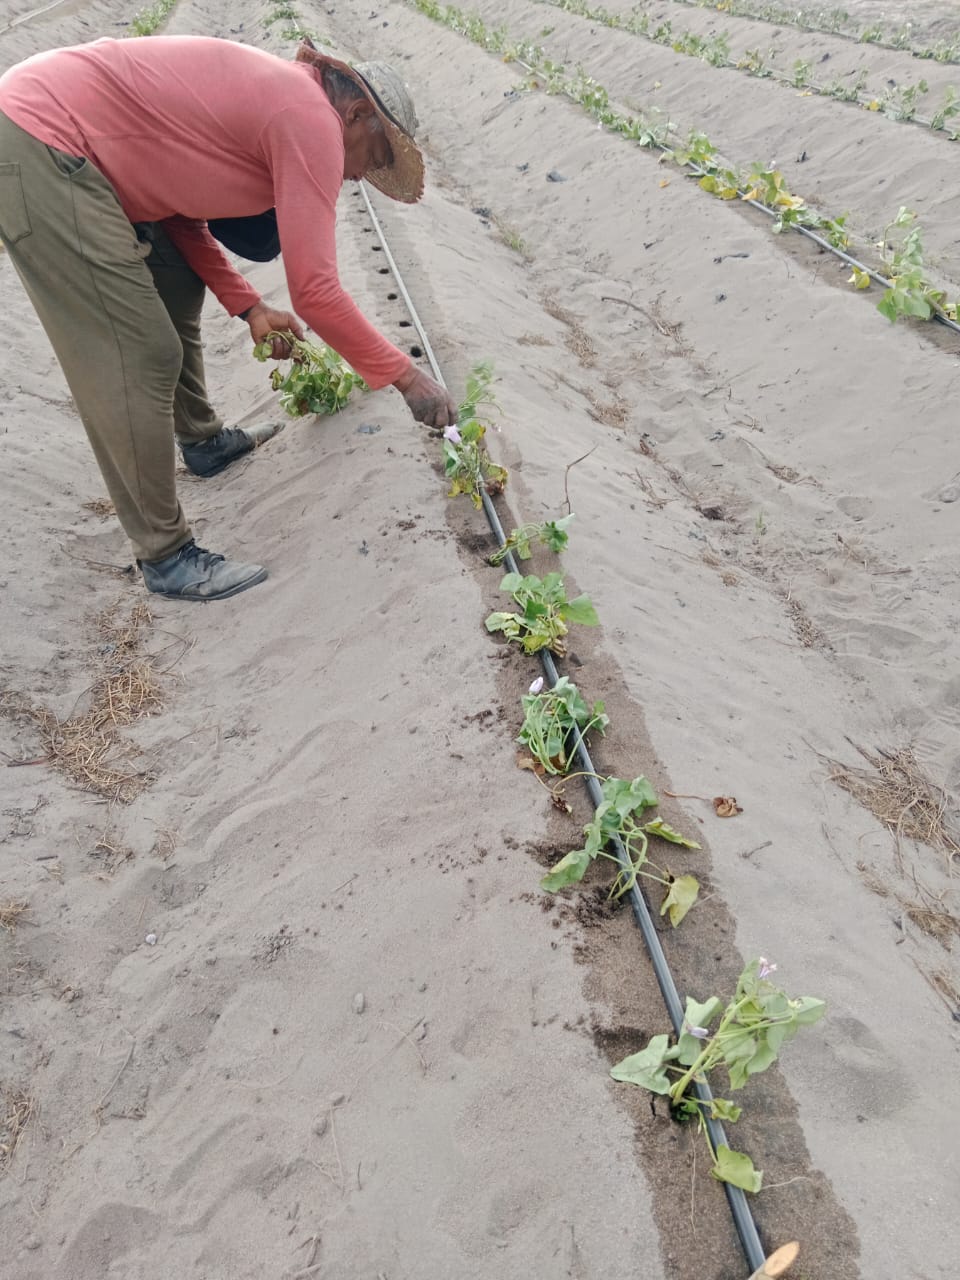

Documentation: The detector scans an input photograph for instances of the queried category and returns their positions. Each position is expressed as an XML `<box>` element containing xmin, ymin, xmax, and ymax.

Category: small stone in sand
<box><xmin>353</xmin><ymin>992</ymin><xmax>365</xmax><ymax>1014</ymax></box>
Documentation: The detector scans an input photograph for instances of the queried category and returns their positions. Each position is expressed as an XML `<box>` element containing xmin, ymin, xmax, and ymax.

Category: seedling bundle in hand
<box><xmin>254</xmin><ymin>332</ymin><xmax>366</xmax><ymax>417</ymax></box>
<box><xmin>611</xmin><ymin>958</ymin><xmax>826</xmax><ymax>1191</ymax></box>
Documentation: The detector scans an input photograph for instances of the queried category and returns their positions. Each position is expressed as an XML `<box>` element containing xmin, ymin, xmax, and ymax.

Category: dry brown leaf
<box><xmin>516</xmin><ymin>752</ymin><xmax>546</xmax><ymax>776</ymax></box>
<box><xmin>713</xmin><ymin>796</ymin><xmax>743</xmax><ymax>818</ymax></box>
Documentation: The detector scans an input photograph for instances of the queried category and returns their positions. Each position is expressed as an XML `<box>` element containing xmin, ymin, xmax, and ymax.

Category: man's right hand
<box><xmin>393</xmin><ymin>366</ymin><xmax>458</xmax><ymax>428</ymax></box>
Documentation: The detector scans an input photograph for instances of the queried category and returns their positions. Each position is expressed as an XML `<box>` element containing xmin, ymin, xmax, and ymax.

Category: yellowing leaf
<box><xmin>849</xmin><ymin>267</ymin><xmax>872</xmax><ymax>290</ymax></box>
<box><xmin>867</xmin><ymin>99</ymin><xmax>881</xmax><ymax>111</ymax></box>
<box><xmin>659</xmin><ymin>178</ymin><xmax>670</xmax><ymax>188</ymax></box>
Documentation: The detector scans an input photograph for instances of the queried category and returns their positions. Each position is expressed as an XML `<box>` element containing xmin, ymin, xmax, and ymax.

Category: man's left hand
<box><xmin>246</xmin><ymin>302</ymin><xmax>305</xmax><ymax>358</ymax></box>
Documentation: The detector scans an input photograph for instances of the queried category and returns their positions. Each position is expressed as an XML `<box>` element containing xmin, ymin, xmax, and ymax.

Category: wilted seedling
<box><xmin>489</xmin><ymin>514</ymin><xmax>574</xmax><ymax>565</ymax></box>
<box><xmin>541</xmin><ymin>775</ymin><xmax>701</xmax><ymax>919</ymax></box>
<box><xmin>517</xmin><ymin>675</ymin><xmax>608</xmax><ymax>774</ymax></box>
<box><xmin>443</xmin><ymin>361</ymin><xmax>508</xmax><ymax>506</ymax></box>
<box><xmin>485</xmin><ymin>571</ymin><xmax>597</xmax><ymax>656</ymax></box>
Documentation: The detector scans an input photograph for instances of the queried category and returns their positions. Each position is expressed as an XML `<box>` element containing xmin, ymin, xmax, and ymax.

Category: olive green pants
<box><xmin>0</xmin><ymin>110</ymin><xmax>225</xmax><ymax>562</ymax></box>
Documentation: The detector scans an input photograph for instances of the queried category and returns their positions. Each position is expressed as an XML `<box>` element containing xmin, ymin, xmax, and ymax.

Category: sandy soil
<box><xmin>2</xmin><ymin>0</ymin><xmax>960</xmax><ymax>1277</ymax></box>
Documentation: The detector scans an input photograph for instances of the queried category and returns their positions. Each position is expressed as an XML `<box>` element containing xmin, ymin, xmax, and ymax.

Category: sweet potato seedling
<box><xmin>517</xmin><ymin>675</ymin><xmax>608</xmax><ymax>774</ymax></box>
<box><xmin>541</xmin><ymin>774</ymin><xmax>701</xmax><ymax>917</ymax></box>
<box><xmin>611</xmin><ymin>958</ymin><xmax>826</xmax><ymax>1192</ymax></box>
<box><xmin>442</xmin><ymin>362</ymin><xmax>508</xmax><ymax>507</ymax></box>
<box><xmin>489</xmin><ymin>514</ymin><xmax>574</xmax><ymax>565</ymax></box>
<box><xmin>485</xmin><ymin>571</ymin><xmax>598</xmax><ymax>656</ymax></box>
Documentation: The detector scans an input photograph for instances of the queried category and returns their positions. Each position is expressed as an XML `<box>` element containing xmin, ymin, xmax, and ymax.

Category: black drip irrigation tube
<box><xmin>360</xmin><ymin>182</ymin><xmax>769</xmax><ymax>1274</ymax></box>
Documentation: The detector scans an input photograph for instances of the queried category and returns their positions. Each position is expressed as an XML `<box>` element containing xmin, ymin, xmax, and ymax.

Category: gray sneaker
<box><xmin>180</xmin><ymin>422</ymin><xmax>284</xmax><ymax>478</ymax></box>
<box><xmin>140</xmin><ymin>540</ymin><xmax>267</xmax><ymax>601</ymax></box>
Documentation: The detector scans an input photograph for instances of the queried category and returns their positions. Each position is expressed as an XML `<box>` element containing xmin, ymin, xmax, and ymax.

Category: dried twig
<box><xmin>563</xmin><ymin>445</ymin><xmax>598</xmax><ymax>514</ymax></box>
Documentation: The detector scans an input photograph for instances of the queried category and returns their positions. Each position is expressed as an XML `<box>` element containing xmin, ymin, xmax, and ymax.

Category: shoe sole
<box><xmin>147</xmin><ymin>566</ymin><xmax>269</xmax><ymax>602</ymax></box>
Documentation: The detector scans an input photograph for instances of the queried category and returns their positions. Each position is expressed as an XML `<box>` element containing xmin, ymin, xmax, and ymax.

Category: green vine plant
<box><xmin>253</xmin><ymin>333</ymin><xmax>366</xmax><ymax>416</ymax></box>
<box><xmin>541</xmin><ymin>774</ymin><xmax>701</xmax><ymax>919</ymax></box>
<box><xmin>489</xmin><ymin>514</ymin><xmax>574</xmax><ymax>564</ymax></box>
<box><xmin>485</xmin><ymin>571</ymin><xmax>598</xmax><ymax>655</ymax></box>
<box><xmin>442</xmin><ymin>361</ymin><xmax>508</xmax><ymax>507</ymax></box>
<box><xmin>611</xmin><ymin>957</ymin><xmax>826</xmax><ymax>1192</ymax></box>
<box><xmin>517</xmin><ymin>675</ymin><xmax>608</xmax><ymax>774</ymax></box>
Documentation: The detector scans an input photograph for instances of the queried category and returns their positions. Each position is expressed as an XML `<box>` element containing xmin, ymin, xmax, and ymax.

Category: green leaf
<box><xmin>643</xmin><ymin>818</ymin><xmax>701</xmax><ymax>848</ymax></box>
<box><xmin>710</xmin><ymin>1098</ymin><xmax>742</xmax><ymax>1123</ymax></box>
<box><xmin>540</xmin><ymin>846</ymin><xmax>591</xmax><ymax>892</ymax></box>
<box><xmin>711</xmin><ymin>1145</ymin><xmax>762</xmax><ymax>1193</ymax></box>
<box><xmin>877</xmin><ymin>291</ymin><xmax>900</xmax><ymax>322</ymax></box>
<box><xmin>685</xmin><ymin>995</ymin><xmax>723</xmax><ymax>1031</ymax></box>
<box><xmin>560</xmin><ymin>593</ymin><xmax>599</xmax><ymax>626</ymax></box>
<box><xmin>675</xmin><ymin>993</ymin><xmax>722</xmax><ymax>1062</ymax></box>
<box><xmin>659</xmin><ymin>874</ymin><xmax>699</xmax><ymax>927</ymax></box>
<box><xmin>604</xmin><ymin>775</ymin><xmax>659</xmax><ymax>818</ymax></box>
<box><xmin>610</xmin><ymin>1034</ymin><xmax>673</xmax><ymax>1094</ymax></box>
<box><xmin>789</xmin><ymin>996</ymin><xmax>827</xmax><ymax>1025</ymax></box>
<box><xmin>542</xmin><ymin>513</ymin><xmax>575</xmax><ymax>552</ymax></box>
<box><xmin>499</xmin><ymin>572</ymin><xmax>524</xmax><ymax>594</ymax></box>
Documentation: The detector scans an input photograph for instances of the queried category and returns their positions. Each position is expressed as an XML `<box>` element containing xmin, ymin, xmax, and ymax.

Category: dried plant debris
<box><xmin>828</xmin><ymin>741</ymin><xmax>960</xmax><ymax>866</ymax></box>
<box><xmin>0</xmin><ymin>1087</ymin><xmax>37</xmax><ymax>1173</ymax></box>
<box><xmin>82</xmin><ymin>497</ymin><xmax>115</xmax><ymax>518</ymax></box>
<box><xmin>0</xmin><ymin>900</ymin><xmax>29</xmax><ymax>932</ymax></box>
<box><xmin>90</xmin><ymin>831</ymin><xmax>135</xmax><ymax>877</ymax></box>
<box><xmin>0</xmin><ymin>601</ymin><xmax>168</xmax><ymax>803</ymax></box>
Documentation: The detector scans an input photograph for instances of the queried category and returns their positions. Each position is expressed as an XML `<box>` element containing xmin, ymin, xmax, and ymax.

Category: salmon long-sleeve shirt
<box><xmin>0</xmin><ymin>36</ymin><xmax>411</xmax><ymax>389</ymax></box>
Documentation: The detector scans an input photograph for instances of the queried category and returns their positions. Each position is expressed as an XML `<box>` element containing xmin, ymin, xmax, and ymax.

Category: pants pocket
<box><xmin>46</xmin><ymin>145</ymin><xmax>87</xmax><ymax>177</ymax></box>
<box><xmin>0</xmin><ymin>162</ymin><xmax>31</xmax><ymax>244</ymax></box>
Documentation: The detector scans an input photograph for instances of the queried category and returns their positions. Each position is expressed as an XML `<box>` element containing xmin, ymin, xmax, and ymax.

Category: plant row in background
<box><xmin>532</xmin><ymin>0</ymin><xmax>960</xmax><ymax>137</ymax></box>
<box><xmin>128</xmin><ymin>0</ymin><xmax>177</xmax><ymax>36</ymax></box>
<box><xmin>668</xmin><ymin>0</ymin><xmax>960</xmax><ymax>65</ymax></box>
<box><xmin>406</xmin><ymin>0</ymin><xmax>958</xmax><ymax>326</ymax></box>
<box><xmin>248</xmin><ymin>332</ymin><xmax>827</xmax><ymax>1191</ymax></box>
<box><xmin>263</xmin><ymin>1</ymin><xmax>321</xmax><ymax>42</ymax></box>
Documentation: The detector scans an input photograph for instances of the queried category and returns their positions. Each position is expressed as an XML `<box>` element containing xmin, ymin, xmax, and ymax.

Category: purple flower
<box><xmin>443</xmin><ymin>423</ymin><xmax>462</xmax><ymax>444</ymax></box>
<box><xmin>528</xmin><ymin>676</ymin><xmax>545</xmax><ymax>694</ymax></box>
<box><xmin>683</xmin><ymin>1021</ymin><xmax>709</xmax><ymax>1039</ymax></box>
<box><xmin>758</xmin><ymin>958</ymin><xmax>777</xmax><ymax>980</ymax></box>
